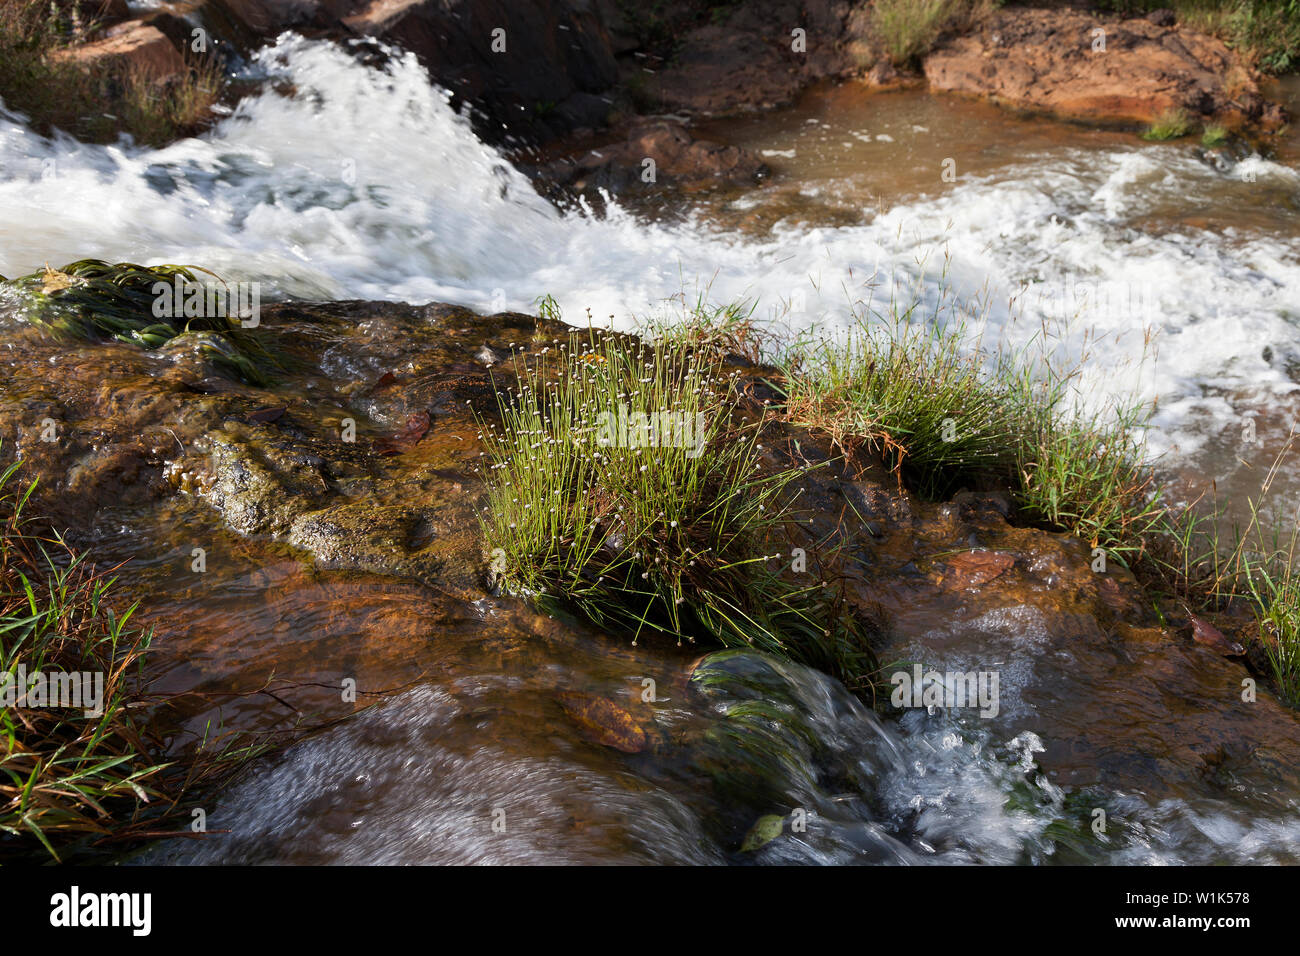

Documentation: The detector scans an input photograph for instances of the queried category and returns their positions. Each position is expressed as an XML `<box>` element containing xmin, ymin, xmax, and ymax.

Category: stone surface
<box><xmin>540</xmin><ymin>118</ymin><xmax>769</xmax><ymax>196</ymax></box>
<box><xmin>922</xmin><ymin>7</ymin><xmax>1286</xmax><ymax>131</ymax></box>
<box><xmin>52</xmin><ymin>21</ymin><xmax>188</xmax><ymax>82</ymax></box>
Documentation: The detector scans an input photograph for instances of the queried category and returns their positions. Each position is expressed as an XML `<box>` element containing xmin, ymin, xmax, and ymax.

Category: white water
<box><xmin>2</xmin><ymin>35</ymin><xmax>1299</xmax><ymax>465</ymax></box>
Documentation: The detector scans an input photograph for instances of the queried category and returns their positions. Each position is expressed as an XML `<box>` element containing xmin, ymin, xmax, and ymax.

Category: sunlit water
<box><xmin>2</xmin><ymin>34</ymin><xmax>1299</xmax><ymax>864</ymax></box>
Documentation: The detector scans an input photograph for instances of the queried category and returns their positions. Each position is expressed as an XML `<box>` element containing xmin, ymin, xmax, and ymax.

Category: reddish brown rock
<box><xmin>923</xmin><ymin>7</ymin><xmax>1285</xmax><ymax>132</ymax></box>
<box><xmin>341</xmin><ymin>0</ymin><xmax>619</xmax><ymax>139</ymax></box>
<box><xmin>647</xmin><ymin>0</ymin><xmax>863</xmax><ymax>114</ymax></box>
<box><xmin>1189</xmin><ymin>612</ymin><xmax>1246</xmax><ymax>657</ymax></box>
<box><xmin>52</xmin><ymin>21</ymin><xmax>188</xmax><ymax>83</ymax></box>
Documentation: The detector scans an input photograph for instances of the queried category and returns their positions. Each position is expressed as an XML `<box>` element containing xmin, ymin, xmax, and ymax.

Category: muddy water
<box><xmin>2</xmin><ymin>38</ymin><xmax>1299</xmax><ymax>862</ymax></box>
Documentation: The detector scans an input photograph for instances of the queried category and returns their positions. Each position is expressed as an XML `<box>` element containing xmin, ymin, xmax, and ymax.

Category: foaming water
<box><xmin>2</xmin><ymin>35</ymin><xmax>1298</xmax><ymax>466</ymax></box>
<box><xmin>140</xmin><ymin>648</ymin><xmax>1300</xmax><ymax>865</ymax></box>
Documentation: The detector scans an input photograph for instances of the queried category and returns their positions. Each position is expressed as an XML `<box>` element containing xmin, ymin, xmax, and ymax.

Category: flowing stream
<box><xmin>2</xmin><ymin>35</ymin><xmax>1300</xmax><ymax>864</ymax></box>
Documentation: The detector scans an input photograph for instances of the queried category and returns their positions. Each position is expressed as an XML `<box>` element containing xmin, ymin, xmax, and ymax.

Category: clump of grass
<box><xmin>0</xmin><ymin>455</ymin><xmax>284</xmax><ymax>861</ymax></box>
<box><xmin>1252</xmin><ymin>564</ymin><xmax>1300</xmax><ymax>704</ymax></box>
<box><xmin>1161</xmin><ymin>434</ymin><xmax>1300</xmax><ymax>703</ymax></box>
<box><xmin>1142</xmin><ymin>107</ymin><xmax>1194</xmax><ymax>141</ymax></box>
<box><xmin>1201</xmin><ymin>123</ymin><xmax>1230</xmax><ymax>147</ymax></box>
<box><xmin>872</xmin><ymin>0</ymin><xmax>992</xmax><ymax>66</ymax></box>
<box><xmin>0</xmin><ymin>2</ymin><xmax>220</xmax><ymax>146</ymax></box>
<box><xmin>778</xmin><ymin>299</ymin><xmax>1167</xmax><ymax>564</ymax></box>
<box><xmin>0</xmin><ymin>458</ymin><xmax>169</xmax><ymax>862</ymax></box>
<box><xmin>3</xmin><ymin>258</ymin><xmax>273</xmax><ymax>385</ymax></box>
<box><xmin>1017</xmin><ymin>405</ymin><xmax>1167</xmax><ymax>566</ymax></box>
<box><xmin>639</xmin><ymin>295</ymin><xmax>771</xmax><ymax>365</ymax></box>
<box><xmin>780</xmin><ymin>316</ymin><xmax>1023</xmax><ymax>497</ymax></box>
<box><xmin>478</xmin><ymin>324</ymin><xmax>878</xmax><ymax>692</ymax></box>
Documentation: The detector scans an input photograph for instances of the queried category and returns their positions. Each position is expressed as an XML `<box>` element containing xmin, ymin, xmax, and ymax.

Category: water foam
<box><xmin>1</xmin><ymin>34</ymin><xmax>1298</xmax><ymax>461</ymax></box>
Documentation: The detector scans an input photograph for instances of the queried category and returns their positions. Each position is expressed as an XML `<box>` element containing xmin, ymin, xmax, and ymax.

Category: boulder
<box><xmin>52</xmin><ymin>21</ymin><xmax>188</xmax><ymax>83</ymax></box>
<box><xmin>541</xmin><ymin>119</ymin><xmax>769</xmax><ymax>195</ymax></box>
<box><xmin>923</xmin><ymin>7</ymin><xmax>1286</xmax><ymax>132</ymax></box>
<box><xmin>341</xmin><ymin>0</ymin><xmax>619</xmax><ymax>138</ymax></box>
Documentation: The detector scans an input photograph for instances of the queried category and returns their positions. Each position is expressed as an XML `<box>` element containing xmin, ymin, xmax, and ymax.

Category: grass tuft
<box><xmin>872</xmin><ymin>0</ymin><xmax>993</xmax><ymax>67</ymax></box>
<box><xmin>1201</xmin><ymin>122</ymin><xmax>1230</xmax><ymax>147</ymax></box>
<box><xmin>0</xmin><ymin>459</ymin><xmax>166</xmax><ymax>861</ymax></box>
<box><xmin>1142</xmin><ymin>107</ymin><xmax>1194</xmax><ymax>141</ymax></box>
<box><xmin>478</xmin><ymin>325</ymin><xmax>879</xmax><ymax>694</ymax></box>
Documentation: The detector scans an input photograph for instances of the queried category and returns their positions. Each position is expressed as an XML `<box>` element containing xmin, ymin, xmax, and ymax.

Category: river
<box><xmin>1</xmin><ymin>34</ymin><xmax>1298</xmax><ymax>864</ymax></box>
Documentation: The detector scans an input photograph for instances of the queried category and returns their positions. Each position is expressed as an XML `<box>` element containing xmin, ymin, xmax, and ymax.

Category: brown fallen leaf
<box><xmin>556</xmin><ymin>691</ymin><xmax>649</xmax><ymax>754</ymax></box>
<box><xmin>370</xmin><ymin>371</ymin><xmax>398</xmax><ymax>392</ymax></box>
<box><xmin>375</xmin><ymin>409</ymin><xmax>431</xmax><ymax>455</ymax></box>
<box><xmin>247</xmin><ymin>405</ymin><xmax>287</xmax><ymax>424</ymax></box>
<box><xmin>1188</xmin><ymin>612</ymin><xmax>1245</xmax><ymax>656</ymax></box>
<box><xmin>939</xmin><ymin>550</ymin><xmax>1015</xmax><ymax>589</ymax></box>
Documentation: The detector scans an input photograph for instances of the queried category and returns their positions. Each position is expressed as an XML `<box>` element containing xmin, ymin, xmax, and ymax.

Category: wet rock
<box><xmin>922</xmin><ymin>7</ymin><xmax>1286</xmax><ymax>133</ymax></box>
<box><xmin>542</xmin><ymin>119</ymin><xmax>769</xmax><ymax>196</ymax></box>
<box><xmin>8</xmin><ymin>293</ymin><xmax>1300</xmax><ymax>826</ymax></box>
<box><xmin>864</xmin><ymin>58</ymin><xmax>903</xmax><ymax>89</ymax></box>
<box><xmin>645</xmin><ymin>0</ymin><xmax>865</xmax><ymax>115</ymax></box>
<box><xmin>1188</xmin><ymin>612</ymin><xmax>1246</xmax><ymax>657</ymax></box>
<box><xmin>341</xmin><ymin>0</ymin><xmax>619</xmax><ymax>141</ymax></box>
<box><xmin>937</xmin><ymin>550</ymin><xmax>1015</xmax><ymax>590</ymax></box>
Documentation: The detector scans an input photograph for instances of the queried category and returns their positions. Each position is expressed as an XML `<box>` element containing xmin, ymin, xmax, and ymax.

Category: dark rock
<box><xmin>542</xmin><ymin>119</ymin><xmax>768</xmax><ymax>196</ymax></box>
<box><xmin>341</xmin><ymin>0</ymin><xmax>619</xmax><ymax>141</ymax></box>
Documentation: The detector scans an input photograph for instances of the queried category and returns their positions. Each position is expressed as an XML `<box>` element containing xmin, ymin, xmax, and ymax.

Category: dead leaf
<box><xmin>556</xmin><ymin>691</ymin><xmax>649</xmax><ymax>753</ymax></box>
<box><xmin>40</xmin><ymin>264</ymin><xmax>75</xmax><ymax>294</ymax></box>
<box><xmin>247</xmin><ymin>405</ymin><xmax>287</xmax><ymax>424</ymax></box>
<box><xmin>1189</xmin><ymin>612</ymin><xmax>1245</xmax><ymax>656</ymax></box>
<box><xmin>375</xmin><ymin>409</ymin><xmax>431</xmax><ymax>455</ymax></box>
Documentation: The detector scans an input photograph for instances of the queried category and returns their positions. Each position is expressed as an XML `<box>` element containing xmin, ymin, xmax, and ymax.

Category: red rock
<box><xmin>923</xmin><ymin>8</ymin><xmax>1285</xmax><ymax>132</ymax></box>
<box><xmin>53</xmin><ymin>22</ymin><xmax>187</xmax><ymax>83</ymax></box>
<box><xmin>939</xmin><ymin>550</ymin><xmax>1015</xmax><ymax>590</ymax></box>
<box><xmin>544</xmin><ymin>119</ymin><xmax>768</xmax><ymax>195</ymax></box>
